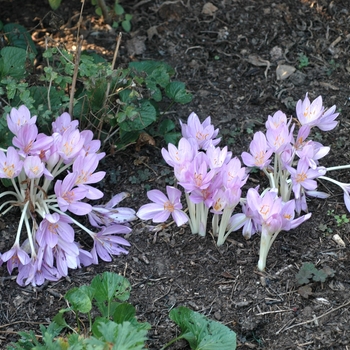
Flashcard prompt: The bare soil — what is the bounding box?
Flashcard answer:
[1,0,350,349]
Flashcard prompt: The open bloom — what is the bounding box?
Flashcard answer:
[0,146,23,179]
[180,112,220,150]
[54,172,92,215]
[137,186,188,226]
[7,105,37,136]
[296,93,339,131]
[286,159,326,199]
[241,131,273,169]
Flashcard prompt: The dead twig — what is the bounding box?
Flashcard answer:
[283,299,350,332]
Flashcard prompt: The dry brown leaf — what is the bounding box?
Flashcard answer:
[202,2,218,16]
[135,132,156,152]
[126,36,147,56]
[298,285,312,299]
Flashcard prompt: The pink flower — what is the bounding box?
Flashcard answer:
[266,123,293,154]
[0,146,23,179]
[137,186,188,226]
[73,154,105,199]
[1,243,30,274]
[57,128,84,163]
[241,131,273,169]
[161,137,196,168]
[180,112,220,150]
[36,213,74,248]
[90,225,131,263]
[286,159,326,199]
[296,93,339,131]
[52,112,79,135]
[13,124,53,157]
[265,110,288,130]
[54,172,92,215]
[7,105,37,136]
[24,155,53,179]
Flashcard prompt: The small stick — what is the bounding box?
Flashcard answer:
[283,299,350,332]
[69,35,84,117]
[256,309,293,316]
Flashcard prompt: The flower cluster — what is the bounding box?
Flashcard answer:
[137,93,341,271]
[0,106,136,286]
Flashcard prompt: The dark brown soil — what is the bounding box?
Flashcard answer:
[1,0,350,349]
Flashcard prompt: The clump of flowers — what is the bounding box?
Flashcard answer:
[0,106,136,286]
[137,93,341,272]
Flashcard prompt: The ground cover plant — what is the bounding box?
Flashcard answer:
[1,0,350,349]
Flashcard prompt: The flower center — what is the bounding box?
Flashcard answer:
[164,201,174,212]
[296,172,307,183]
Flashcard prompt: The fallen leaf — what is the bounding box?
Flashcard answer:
[202,2,218,16]
[298,285,312,299]
[135,132,156,151]
[126,36,147,56]
[276,64,296,80]
[247,54,270,78]
[147,26,159,41]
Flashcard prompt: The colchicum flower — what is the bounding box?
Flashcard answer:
[0,106,136,286]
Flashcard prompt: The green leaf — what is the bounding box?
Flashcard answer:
[65,287,92,313]
[125,14,133,21]
[52,307,71,328]
[91,272,131,303]
[164,131,181,145]
[0,47,26,78]
[48,0,62,10]
[114,3,125,15]
[112,303,136,324]
[3,23,37,55]
[165,81,193,104]
[296,262,316,285]
[96,320,148,350]
[158,119,175,134]
[122,20,131,32]
[129,60,175,76]
[119,100,157,132]
[95,6,103,16]
[169,306,237,350]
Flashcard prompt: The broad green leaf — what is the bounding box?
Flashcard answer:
[129,61,175,76]
[3,23,37,55]
[125,14,133,21]
[48,0,62,10]
[114,3,124,15]
[52,307,71,328]
[91,272,131,303]
[0,47,26,78]
[169,306,237,350]
[148,66,171,88]
[114,130,140,150]
[164,131,181,145]
[112,303,136,324]
[165,81,193,104]
[65,287,92,313]
[119,100,157,132]
[122,20,131,33]
[158,119,175,134]
[93,320,148,350]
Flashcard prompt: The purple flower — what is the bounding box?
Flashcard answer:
[7,105,37,136]
[36,213,74,248]
[73,154,105,200]
[1,244,31,274]
[57,128,84,162]
[90,225,131,263]
[296,93,339,131]
[137,186,189,226]
[54,172,92,215]
[88,192,137,227]
[0,146,23,179]
[180,112,220,150]
[17,246,60,287]
[286,159,326,199]
[13,124,53,157]
[241,131,273,169]
[52,112,79,135]
[23,155,53,179]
